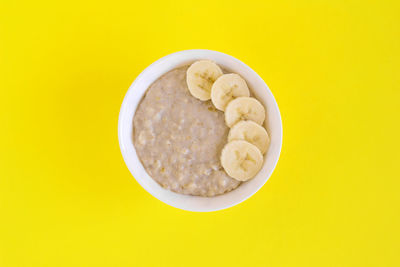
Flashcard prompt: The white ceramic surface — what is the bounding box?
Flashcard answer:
[118,49,282,212]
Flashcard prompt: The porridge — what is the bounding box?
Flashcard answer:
[133,60,269,197]
[133,66,240,196]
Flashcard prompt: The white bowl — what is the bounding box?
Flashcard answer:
[118,49,282,212]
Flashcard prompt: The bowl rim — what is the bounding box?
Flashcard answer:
[118,49,283,212]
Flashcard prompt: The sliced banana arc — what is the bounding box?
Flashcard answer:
[225,97,266,128]
[220,140,263,181]
[184,61,268,181]
[228,120,270,154]
[186,60,223,101]
[211,74,250,111]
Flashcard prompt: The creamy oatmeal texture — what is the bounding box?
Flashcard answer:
[133,66,240,197]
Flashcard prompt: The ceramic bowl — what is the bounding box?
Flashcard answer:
[118,49,282,212]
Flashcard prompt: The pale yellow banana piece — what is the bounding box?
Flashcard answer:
[225,97,265,127]
[211,73,250,111]
[186,60,223,101]
[228,120,270,154]
[220,140,263,181]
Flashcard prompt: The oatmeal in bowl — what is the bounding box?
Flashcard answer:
[119,50,282,211]
[133,66,240,197]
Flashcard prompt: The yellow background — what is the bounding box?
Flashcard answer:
[1,0,399,266]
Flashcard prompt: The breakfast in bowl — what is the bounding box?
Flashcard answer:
[133,60,270,197]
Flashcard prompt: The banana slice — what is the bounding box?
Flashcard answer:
[211,74,250,111]
[228,121,270,154]
[220,140,263,181]
[225,97,266,127]
[186,60,223,101]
